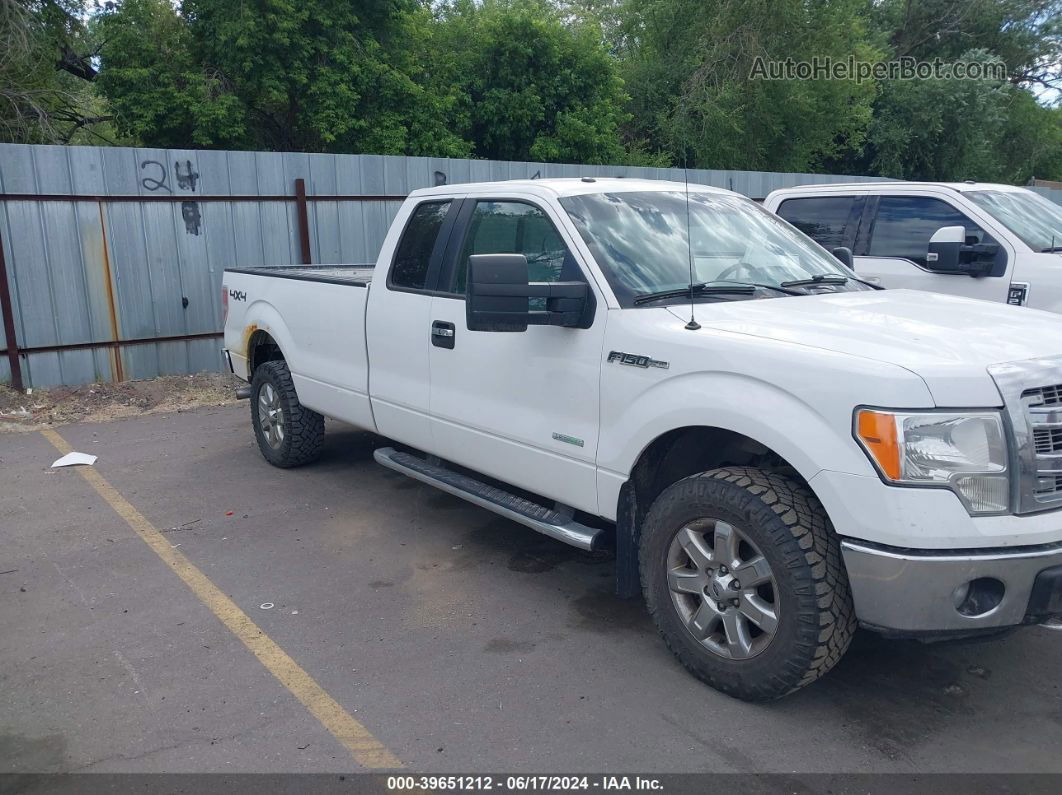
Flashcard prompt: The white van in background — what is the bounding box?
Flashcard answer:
[763,182,1062,314]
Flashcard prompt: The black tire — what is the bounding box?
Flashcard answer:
[250,360,324,468]
[640,466,856,701]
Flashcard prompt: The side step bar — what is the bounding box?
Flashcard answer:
[373,447,604,551]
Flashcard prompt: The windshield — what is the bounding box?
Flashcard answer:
[966,189,1062,253]
[560,191,861,307]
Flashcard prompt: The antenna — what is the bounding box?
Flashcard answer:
[683,163,700,331]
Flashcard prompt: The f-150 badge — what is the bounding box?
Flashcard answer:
[607,350,669,369]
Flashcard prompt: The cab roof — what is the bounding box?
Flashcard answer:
[768,180,1030,195]
[410,177,737,200]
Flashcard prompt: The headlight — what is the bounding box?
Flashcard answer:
[855,409,1010,515]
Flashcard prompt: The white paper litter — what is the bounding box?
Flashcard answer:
[51,452,97,468]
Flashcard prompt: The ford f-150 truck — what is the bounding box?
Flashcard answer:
[223,178,1062,701]
[764,181,1062,313]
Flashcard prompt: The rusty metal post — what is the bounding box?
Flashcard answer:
[294,178,312,265]
[0,226,24,392]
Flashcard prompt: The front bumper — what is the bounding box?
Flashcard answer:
[842,539,1062,635]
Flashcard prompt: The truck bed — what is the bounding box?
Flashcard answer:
[223,263,375,432]
[226,264,374,286]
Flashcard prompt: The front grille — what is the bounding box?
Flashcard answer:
[1037,474,1062,496]
[1024,384,1062,407]
[1035,427,1062,455]
[989,358,1062,514]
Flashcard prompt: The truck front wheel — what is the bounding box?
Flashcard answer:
[640,467,855,701]
[250,360,324,468]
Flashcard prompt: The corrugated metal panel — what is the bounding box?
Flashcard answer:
[1,142,1060,388]
[1030,186,1062,206]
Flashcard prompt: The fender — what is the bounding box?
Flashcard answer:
[596,367,935,521]
[237,300,300,377]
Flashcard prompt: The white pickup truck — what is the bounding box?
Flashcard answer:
[764,181,1062,313]
[223,178,1062,701]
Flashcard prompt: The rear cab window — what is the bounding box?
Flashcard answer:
[776,196,862,249]
[388,200,454,292]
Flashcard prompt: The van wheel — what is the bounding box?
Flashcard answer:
[640,466,855,701]
[250,360,324,468]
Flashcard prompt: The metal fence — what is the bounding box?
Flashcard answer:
[1,142,1060,389]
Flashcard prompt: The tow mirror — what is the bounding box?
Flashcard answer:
[831,246,854,270]
[926,226,995,276]
[927,226,964,271]
[466,253,589,332]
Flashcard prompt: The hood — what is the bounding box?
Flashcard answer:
[677,289,1062,407]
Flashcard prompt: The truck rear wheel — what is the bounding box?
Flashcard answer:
[250,360,324,468]
[640,466,855,701]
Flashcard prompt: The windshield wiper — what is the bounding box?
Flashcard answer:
[780,274,849,288]
[1041,246,1062,253]
[633,283,754,305]
[713,281,804,296]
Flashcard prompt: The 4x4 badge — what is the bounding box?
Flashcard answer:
[607,350,669,369]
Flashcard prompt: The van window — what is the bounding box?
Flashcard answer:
[868,196,989,267]
[776,196,856,249]
[389,201,452,291]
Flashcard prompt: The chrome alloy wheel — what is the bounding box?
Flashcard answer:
[666,518,779,660]
[258,382,285,449]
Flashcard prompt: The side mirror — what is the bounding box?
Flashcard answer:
[927,226,964,271]
[831,246,854,270]
[466,253,589,332]
[927,226,995,276]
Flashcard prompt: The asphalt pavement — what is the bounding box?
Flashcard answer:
[2,404,1060,773]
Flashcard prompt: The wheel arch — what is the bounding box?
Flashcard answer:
[239,300,298,379]
[627,424,822,528]
[614,424,824,599]
[247,329,285,375]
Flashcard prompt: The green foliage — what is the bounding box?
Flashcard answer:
[864,50,1012,180]
[2,0,1059,181]
[1,0,118,143]
[94,0,241,149]
[619,0,884,171]
[432,0,638,164]
[96,0,469,155]
[847,0,1062,180]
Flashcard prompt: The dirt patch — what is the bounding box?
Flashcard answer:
[0,372,241,431]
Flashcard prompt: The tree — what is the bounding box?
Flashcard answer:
[864,50,1012,180]
[618,0,883,171]
[870,0,1061,95]
[432,0,639,164]
[95,0,469,155]
[1,0,116,143]
[849,0,1062,181]
[94,0,242,149]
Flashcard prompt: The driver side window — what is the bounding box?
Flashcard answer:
[868,196,992,267]
[451,201,580,295]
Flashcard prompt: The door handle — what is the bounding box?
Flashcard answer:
[431,320,455,349]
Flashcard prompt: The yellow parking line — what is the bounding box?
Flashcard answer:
[41,427,402,769]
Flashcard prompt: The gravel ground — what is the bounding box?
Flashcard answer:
[0,373,241,431]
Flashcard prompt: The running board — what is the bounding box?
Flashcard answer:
[373,447,604,551]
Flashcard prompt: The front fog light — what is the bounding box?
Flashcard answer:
[953,474,1010,513]
[856,409,1011,515]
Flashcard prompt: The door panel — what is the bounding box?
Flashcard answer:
[427,199,605,513]
[854,257,1007,302]
[366,199,456,451]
